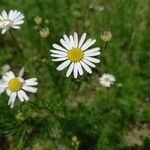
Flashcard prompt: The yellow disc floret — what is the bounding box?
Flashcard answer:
[8,78,22,92]
[67,48,84,62]
[1,19,12,26]
[104,77,110,82]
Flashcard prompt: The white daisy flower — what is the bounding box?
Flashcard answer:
[0,10,24,34]
[99,73,116,87]
[0,68,38,108]
[50,32,101,78]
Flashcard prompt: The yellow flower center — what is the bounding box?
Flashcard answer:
[104,77,110,82]
[1,19,12,26]
[8,78,22,92]
[67,48,84,62]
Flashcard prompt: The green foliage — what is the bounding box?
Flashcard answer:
[0,0,150,149]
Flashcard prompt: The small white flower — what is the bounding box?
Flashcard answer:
[0,68,38,108]
[50,32,101,78]
[0,10,24,34]
[99,73,116,87]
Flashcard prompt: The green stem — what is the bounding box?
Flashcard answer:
[9,30,22,53]
[104,42,108,49]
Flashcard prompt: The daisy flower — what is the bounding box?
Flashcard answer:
[99,73,116,87]
[0,10,24,34]
[50,32,101,78]
[0,68,38,108]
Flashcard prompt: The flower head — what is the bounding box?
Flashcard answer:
[34,16,42,25]
[39,27,49,38]
[101,31,112,42]
[0,10,24,34]
[99,73,115,87]
[0,68,38,108]
[50,32,101,78]
[1,64,11,75]
[45,19,49,24]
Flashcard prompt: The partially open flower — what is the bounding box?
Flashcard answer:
[101,31,112,42]
[34,16,42,25]
[39,28,49,38]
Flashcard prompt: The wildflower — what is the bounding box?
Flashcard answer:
[0,10,24,34]
[99,73,115,87]
[1,64,11,75]
[72,136,78,142]
[71,136,80,149]
[0,68,38,108]
[34,16,42,25]
[50,32,101,78]
[45,19,49,24]
[39,27,49,38]
[100,31,112,42]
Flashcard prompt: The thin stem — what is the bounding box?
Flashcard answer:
[104,42,108,49]
[9,30,22,53]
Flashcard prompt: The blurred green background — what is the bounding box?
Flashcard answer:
[0,0,150,149]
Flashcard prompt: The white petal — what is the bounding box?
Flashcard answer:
[52,57,68,62]
[76,62,83,76]
[2,10,8,19]
[18,90,29,101]
[53,44,68,52]
[25,81,38,86]
[63,34,72,49]
[0,87,6,94]
[13,20,24,25]
[25,78,38,86]
[6,89,11,96]
[22,85,37,93]
[11,25,21,29]
[50,50,67,55]
[66,62,74,77]
[73,63,78,78]
[84,51,100,57]
[84,47,100,54]
[74,32,78,48]
[80,39,91,50]
[60,39,70,49]
[85,57,100,63]
[1,28,7,34]
[69,35,75,48]
[81,39,96,51]
[0,84,7,88]
[51,54,67,58]
[6,71,15,78]
[78,33,87,48]
[18,91,24,102]
[80,61,92,74]
[8,10,13,19]
[56,60,71,71]
[8,92,17,108]
[25,78,37,83]
[20,90,29,101]
[82,59,96,68]
[19,67,24,77]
